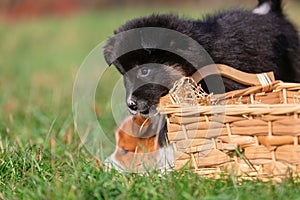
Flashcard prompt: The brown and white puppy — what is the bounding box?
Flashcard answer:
[105,114,174,173]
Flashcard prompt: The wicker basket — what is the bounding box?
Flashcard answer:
[158,64,300,181]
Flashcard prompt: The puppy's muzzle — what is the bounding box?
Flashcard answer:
[127,99,138,112]
[127,98,150,116]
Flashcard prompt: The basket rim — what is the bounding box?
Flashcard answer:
[158,104,300,116]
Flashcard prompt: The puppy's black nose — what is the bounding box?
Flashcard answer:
[127,99,138,111]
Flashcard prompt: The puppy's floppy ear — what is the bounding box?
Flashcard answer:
[104,36,127,76]
[103,37,114,66]
[104,37,122,68]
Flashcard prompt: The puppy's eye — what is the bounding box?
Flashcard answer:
[138,68,151,78]
[121,149,129,155]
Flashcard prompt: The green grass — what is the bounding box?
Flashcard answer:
[1,146,300,199]
[1,3,300,199]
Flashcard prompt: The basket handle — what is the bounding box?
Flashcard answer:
[191,64,275,87]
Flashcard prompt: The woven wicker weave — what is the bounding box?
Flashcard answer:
[158,64,300,181]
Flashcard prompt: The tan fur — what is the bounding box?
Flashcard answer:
[116,115,158,153]
[162,64,186,79]
[108,115,160,171]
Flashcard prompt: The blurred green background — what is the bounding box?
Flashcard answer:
[0,0,300,145]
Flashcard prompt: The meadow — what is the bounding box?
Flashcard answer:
[1,2,300,199]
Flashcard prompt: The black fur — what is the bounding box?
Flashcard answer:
[104,0,300,145]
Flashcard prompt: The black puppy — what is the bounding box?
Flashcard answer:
[104,0,300,143]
